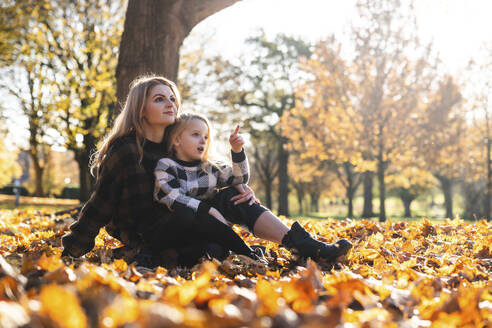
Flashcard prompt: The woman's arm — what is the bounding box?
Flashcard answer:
[232,184,260,206]
[62,142,129,257]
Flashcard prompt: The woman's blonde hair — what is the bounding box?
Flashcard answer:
[90,74,181,176]
[166,113,212,162]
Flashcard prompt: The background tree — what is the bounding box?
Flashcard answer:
[281,38,363,218]
[417,77,463,218]
[288,152,336,215]
[387,167,435,218]
[465,46,492,221]
[250,133,278,209]
[211,33,312,216]
[352,0,437,221]
[459,122,486,220]
[37,0,122,201]
[0,1,59,196]
[116,0,239,105]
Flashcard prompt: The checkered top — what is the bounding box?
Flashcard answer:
[154,149,249,215]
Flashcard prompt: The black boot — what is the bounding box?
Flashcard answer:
[248,245,268,265]
[281,222,352,262]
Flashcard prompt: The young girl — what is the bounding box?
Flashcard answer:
[154,113,353,264]
[154,113,266,262]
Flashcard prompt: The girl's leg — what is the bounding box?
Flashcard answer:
[148,207,262,262]
[252,211,289,243]
[214,187,352,262]
[197,213,255,258]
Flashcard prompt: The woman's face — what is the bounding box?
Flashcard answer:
[143,84,178,129]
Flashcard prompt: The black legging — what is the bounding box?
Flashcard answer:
[147,187,267,265]
[148,206,252,260]
[207,187,268,233]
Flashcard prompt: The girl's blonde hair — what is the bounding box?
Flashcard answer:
[166,113,212,162]
[90,74,181,176]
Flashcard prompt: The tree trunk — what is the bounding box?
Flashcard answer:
[344,162,356,218]
[485,123,491,221]
[462,181,485,220]
[399,189,414,218]
[295,187,304,214]
[116,0,239,105]
[74,134,97,202]
[75,151,91,202]
[310,192,320,213]
[346,189,354,218]
[362,171,374,218]
[436,174,453,219]
[29,153,44,197]
[264,179,273,210]
[377,150,386,222]
[277,140,289,216]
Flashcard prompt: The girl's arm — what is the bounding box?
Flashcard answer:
[154,158,211,219]
[216,149,250,187]
[217,124,249,187]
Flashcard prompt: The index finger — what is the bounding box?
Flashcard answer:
[233,125,240,135]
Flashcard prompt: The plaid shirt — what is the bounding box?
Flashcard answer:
[154,149,249,218]
[62,133,170,257]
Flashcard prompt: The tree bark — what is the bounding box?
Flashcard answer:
[399,189,414,218]
[345,164,356,218]
[436,174,453,219]
[264,180,273,210]
[462,181,485,220]
[277,140,289,216]
[310,192,320,213]
[74,133,97,202]
[29,153,44,197]
[377,149,386,222]
[295,186,304,214]
[116,0,239,105]
[485,113,491,221]
[346,188,354,218]
[75,151,90,202]
[362,171,374,218]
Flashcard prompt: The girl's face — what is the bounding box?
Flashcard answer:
[173,119,209,162]
[143,84,178,129]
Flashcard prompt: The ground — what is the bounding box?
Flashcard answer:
[0,209,490,327]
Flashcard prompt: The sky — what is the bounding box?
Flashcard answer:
[186,0,492,75]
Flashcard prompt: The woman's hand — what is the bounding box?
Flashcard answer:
[232,184,260,206]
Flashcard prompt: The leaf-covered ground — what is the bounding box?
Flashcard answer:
[0,209,490,327]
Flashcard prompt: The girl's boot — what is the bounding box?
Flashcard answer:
[281,222,352,262]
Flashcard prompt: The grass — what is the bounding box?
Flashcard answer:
[288,192,465,222]
[0,194,79,211]
[0,192,463,223]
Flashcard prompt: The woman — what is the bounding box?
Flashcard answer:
[62,75,351,267]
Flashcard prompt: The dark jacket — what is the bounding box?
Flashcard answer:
[62,133,171,257]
